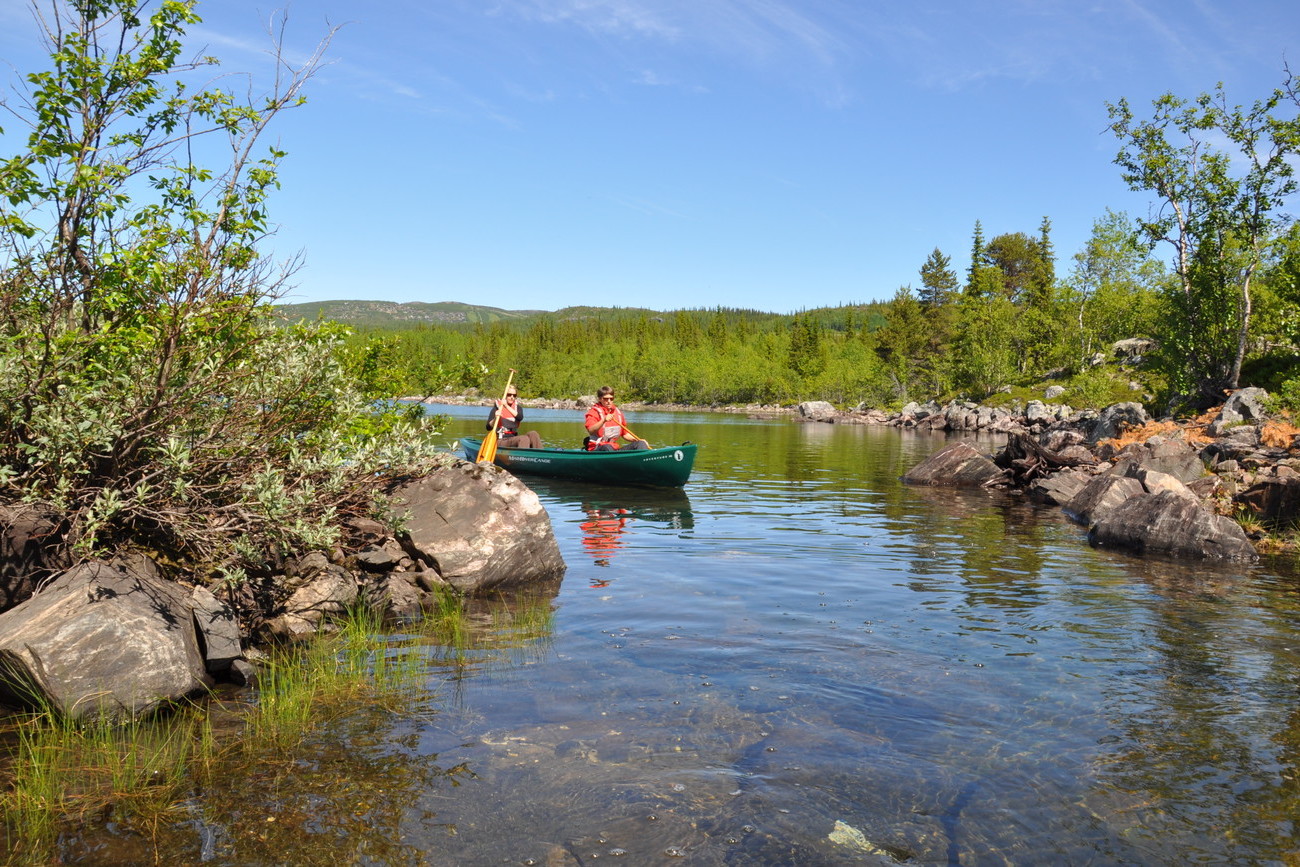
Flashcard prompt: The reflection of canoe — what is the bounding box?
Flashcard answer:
[460,437,697,488]
[530,478,695,531]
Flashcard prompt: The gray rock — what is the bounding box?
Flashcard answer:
[1028,470,1090,506]
[0,561,213,721]
[392,460,566,595]
[1045,385,1066,400]
[367,573,425,620]
[189,585,242,673]
[901,442,1008,488]
[1089,402,1149,444]
[797,401,837,421]
[1112,338,1157,359]
[1088,491,1257,562]
[1112,439,1206,484]
[1025,400,1053,424]
[1063,474,1144,526]
[264,564,358,641]
[356,544,400,573]
[1209,388,1270,436]
[1133,468,1197,499]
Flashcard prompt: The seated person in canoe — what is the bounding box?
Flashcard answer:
[487,386,542,449]
[584,386,649,451]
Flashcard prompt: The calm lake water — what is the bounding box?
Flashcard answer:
[347,404,1300,866]
[84,406,1300,865]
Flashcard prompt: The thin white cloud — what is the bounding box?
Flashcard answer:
[494,0,852,103]
[508,0,683,41]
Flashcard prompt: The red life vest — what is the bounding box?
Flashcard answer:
[494,400,520,434]
[585,406,626,449]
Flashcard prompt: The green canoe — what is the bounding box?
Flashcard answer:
[460,437,697,488]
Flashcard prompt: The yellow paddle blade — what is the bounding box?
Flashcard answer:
[476,430,499,463]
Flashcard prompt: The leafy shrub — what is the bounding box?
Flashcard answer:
[0,2,444,574]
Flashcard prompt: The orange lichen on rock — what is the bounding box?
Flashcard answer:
[1101,418,1214,450]
[1260,420,1300,449]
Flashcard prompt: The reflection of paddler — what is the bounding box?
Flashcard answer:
[580,506,632,567]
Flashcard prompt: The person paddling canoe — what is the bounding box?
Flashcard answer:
[487,385,542,449]
[584,386,648,451]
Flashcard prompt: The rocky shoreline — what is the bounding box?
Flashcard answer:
[828,389,1299,564]
[0,454,566,722]
[422,388,1300,563]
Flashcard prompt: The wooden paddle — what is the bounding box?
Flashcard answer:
[475,368,516,463]
[618,422,650,449]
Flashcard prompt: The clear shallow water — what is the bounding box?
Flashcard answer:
[128,406,1300,865]
[376,406,1300,865]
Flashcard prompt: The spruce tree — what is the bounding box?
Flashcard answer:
[919,248,958,308]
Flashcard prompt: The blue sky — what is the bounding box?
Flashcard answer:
[1,1,1296,314]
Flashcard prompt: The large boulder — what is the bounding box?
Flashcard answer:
[901,442,1008,488]
[1088,491,1258,562]
[1112,338,1157,360]
[391,460,566,595]
[0,561,214,721]
[796,401,838,422]
[1209,387,1270,436]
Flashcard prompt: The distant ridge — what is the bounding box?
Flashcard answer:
[274,299,547,327]
[273,299,854,329]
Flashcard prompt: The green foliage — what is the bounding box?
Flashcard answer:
[1107,78,1300,408]
[1061,366,1152,408]
[786,313,824,378]
[950,295,1020,397]
[0,1,446,571]
[1062,209,1164,364]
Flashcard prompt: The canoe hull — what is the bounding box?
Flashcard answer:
[460,438,696,488]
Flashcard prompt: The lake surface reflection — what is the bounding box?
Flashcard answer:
[253,407,1300,862]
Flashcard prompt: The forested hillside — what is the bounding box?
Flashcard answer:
[306,205,1300,413]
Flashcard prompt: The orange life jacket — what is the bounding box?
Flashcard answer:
[586,406,626,449]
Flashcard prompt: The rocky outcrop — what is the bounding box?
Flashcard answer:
[262,557,360,642]
[0,453,569,720]
[897,389,1294,564]
[1089,402,1150,444]
[1209,387,1269,436]
[795,400,838,422]
[0,561,214,721]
